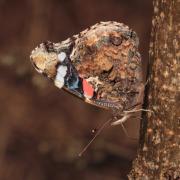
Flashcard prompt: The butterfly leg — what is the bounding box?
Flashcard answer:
[111,113,131,126]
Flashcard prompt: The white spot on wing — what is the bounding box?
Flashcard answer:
[54,74,64,89]
[58,52,66,62]
[54,65,68,89]
[57,65,67,77]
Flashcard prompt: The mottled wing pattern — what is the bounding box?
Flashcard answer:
[30,21,144,116]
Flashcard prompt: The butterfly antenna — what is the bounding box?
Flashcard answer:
[78,118,112,157]
[111,113,139,140]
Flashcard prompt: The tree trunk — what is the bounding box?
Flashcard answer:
[128,0,180,179]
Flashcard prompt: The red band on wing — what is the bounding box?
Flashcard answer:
[82,79,94,98]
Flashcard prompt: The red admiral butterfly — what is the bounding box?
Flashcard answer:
[30,21,145,128]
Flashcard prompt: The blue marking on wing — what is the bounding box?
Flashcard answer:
[67,77,79,90]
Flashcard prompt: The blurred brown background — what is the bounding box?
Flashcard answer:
[0,0,152,180]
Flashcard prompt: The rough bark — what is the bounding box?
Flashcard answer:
[128,0,180,179]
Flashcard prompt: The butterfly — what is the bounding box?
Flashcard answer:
[30,21,145,128]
